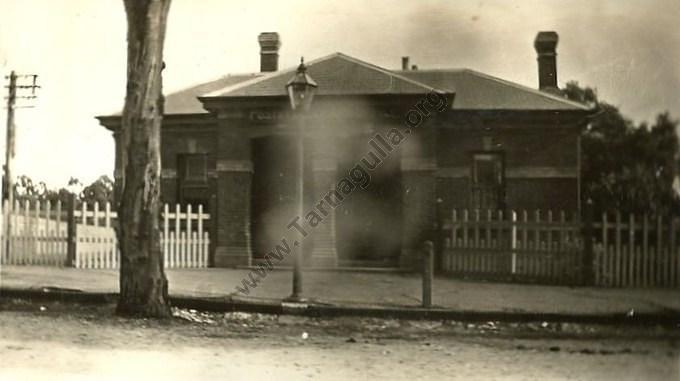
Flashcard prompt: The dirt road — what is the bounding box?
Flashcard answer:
[0,300,678,380]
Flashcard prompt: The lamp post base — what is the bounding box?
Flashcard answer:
[283,294,307,303]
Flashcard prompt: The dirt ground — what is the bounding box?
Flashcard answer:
[0,299,679,381]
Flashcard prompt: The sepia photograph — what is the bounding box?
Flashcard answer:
[0,0,679,379]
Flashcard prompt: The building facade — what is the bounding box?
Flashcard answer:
[98,31,591,269]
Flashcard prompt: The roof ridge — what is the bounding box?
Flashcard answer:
[459,68,590,110]
[333,53,447,93]
[393,68,468,73]
[204,52,450,97]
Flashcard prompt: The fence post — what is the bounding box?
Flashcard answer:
[581,198,595,286]
[2,199,9,262]
[422,240,434,308]
[65,193,77,267]
[209,195,217,267]
[511,210,517,274]
[434,197,444,273]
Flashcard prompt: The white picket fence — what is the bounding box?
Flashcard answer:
[0,200,210,269]
[0,200,68,266]
[161,204,210,269]
[74,201,117,269]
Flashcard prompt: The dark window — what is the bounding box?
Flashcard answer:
[471,153,504,210]
[180,154,208,184]
[178,153,209,208]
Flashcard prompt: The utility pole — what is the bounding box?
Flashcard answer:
[4,71,17,208]
[4,71,39,257]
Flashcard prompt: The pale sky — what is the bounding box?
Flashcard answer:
[1,0,679,187]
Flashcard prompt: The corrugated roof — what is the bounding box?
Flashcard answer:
[205,53,444,98]
[397,69,588,111]
[163,73,261,114]
[144,53,588,116]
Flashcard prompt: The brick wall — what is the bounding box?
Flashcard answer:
[506,178,578,211]
[214,171,252,267]
[153,120,254,268]
[437,127,577,168]
[213,127,253,267]
[400,171,437,268]
[435,123,580,212]
[399,127,437,269]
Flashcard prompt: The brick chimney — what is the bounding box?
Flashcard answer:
[258,32,280,72]
[401,56,410,70]
[534,31,559,93]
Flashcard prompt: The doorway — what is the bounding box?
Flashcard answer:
[251,135,312,264]
[335,135,402,267]
[470,152,505,211]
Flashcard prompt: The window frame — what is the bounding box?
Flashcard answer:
[469,150,506,211]
[179,153,208,185]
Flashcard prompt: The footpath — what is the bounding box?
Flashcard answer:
[2,266,679,323]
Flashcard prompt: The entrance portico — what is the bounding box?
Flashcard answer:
[203,93,437,269]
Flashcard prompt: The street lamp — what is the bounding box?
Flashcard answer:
[285,57,317,302]
[286,57,318,111]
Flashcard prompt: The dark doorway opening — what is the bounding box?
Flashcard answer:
[251,136,308,264]
[335,135,402,267]
[470,152,505,211]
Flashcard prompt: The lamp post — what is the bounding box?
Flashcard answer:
[285,57,317,302]
[65,181,82,267]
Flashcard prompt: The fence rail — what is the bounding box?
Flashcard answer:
[1,199,210,269]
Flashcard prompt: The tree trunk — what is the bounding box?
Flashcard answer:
[116,0,172,317]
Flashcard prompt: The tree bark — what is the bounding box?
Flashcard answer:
[116,0,172,317]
